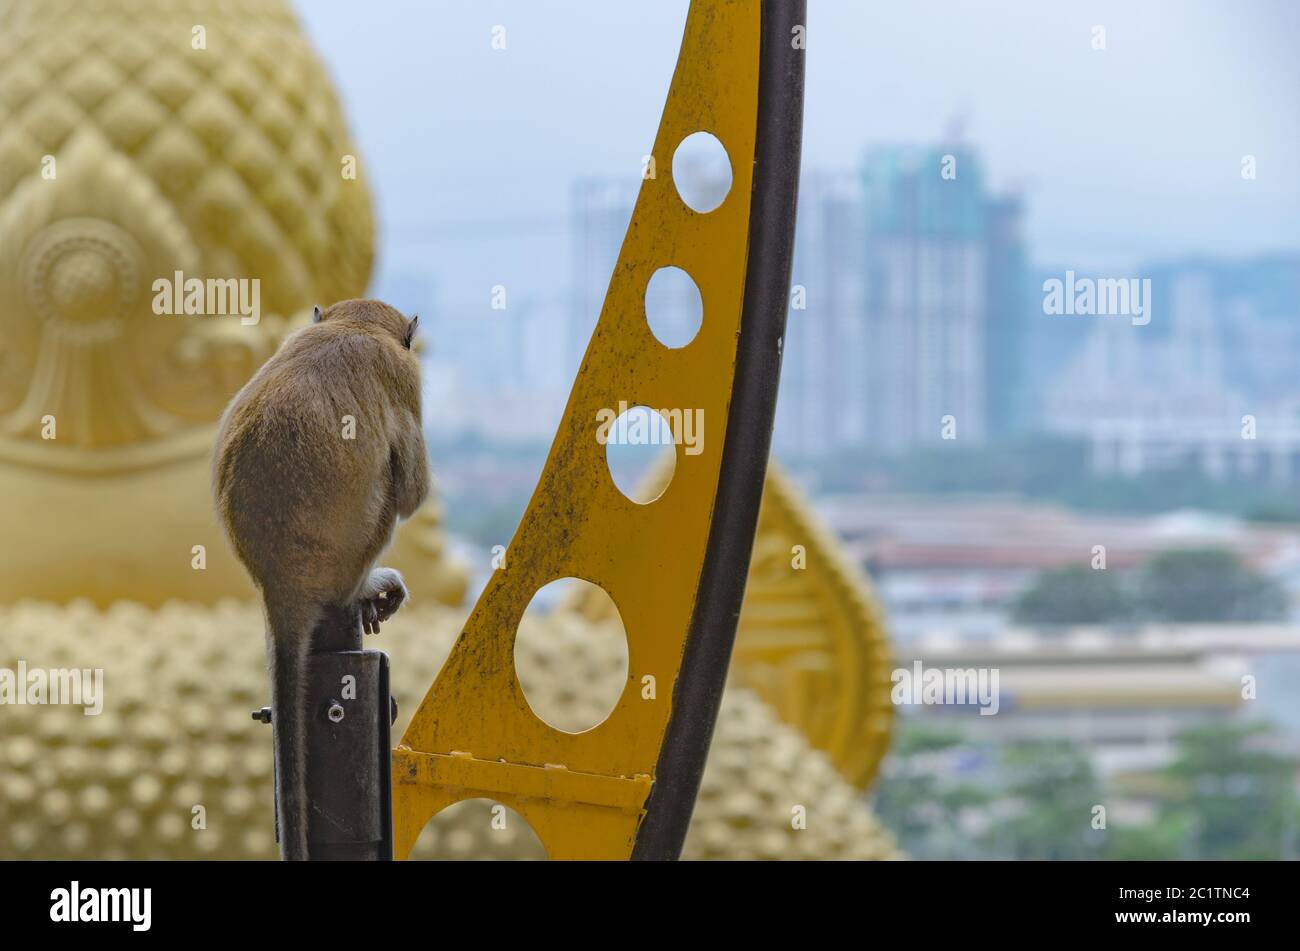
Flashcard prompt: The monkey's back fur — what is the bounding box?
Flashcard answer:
[216,306,420,601]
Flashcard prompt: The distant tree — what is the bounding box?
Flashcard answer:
[986,739,1106,859]
[1011,565,1133,625]
[1135,548,1287,622]
[1160,723,1299,859]
[1243,500,1300,523]
[808,435,1300,521]
[446,499,525,550]
[1103,813,1197,861]
[870,722,992,860]
[876,722,1300,861]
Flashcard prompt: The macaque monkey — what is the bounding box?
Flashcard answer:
[213,299,430,860]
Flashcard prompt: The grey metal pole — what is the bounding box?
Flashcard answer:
[256,603,394,860]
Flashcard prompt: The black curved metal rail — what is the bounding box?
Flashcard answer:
[632,0,807,861]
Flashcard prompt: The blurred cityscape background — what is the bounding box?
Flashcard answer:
[297,0,1300,858]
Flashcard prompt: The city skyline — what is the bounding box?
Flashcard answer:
[394,137,1300,474]
[295,0,1300,317]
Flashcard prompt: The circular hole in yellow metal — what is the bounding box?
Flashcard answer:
[645,265,703,349]
[672,131,732,213]
[514,578,629,733]
[601,404,679,504]
[408,798,547,860]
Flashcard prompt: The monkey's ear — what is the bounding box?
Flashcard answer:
[312,305,323,324]
[404,314,419,350]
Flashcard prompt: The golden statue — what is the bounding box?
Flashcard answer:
[0,0,899,860]
[0,0,464,607]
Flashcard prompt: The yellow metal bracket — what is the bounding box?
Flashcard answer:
[394,0,805,860]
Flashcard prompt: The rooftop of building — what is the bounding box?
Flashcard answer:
[813,492,1300,573]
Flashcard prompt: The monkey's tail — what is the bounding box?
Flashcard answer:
[266,602,316,861]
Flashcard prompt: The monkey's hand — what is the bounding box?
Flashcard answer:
[357,567,409,635]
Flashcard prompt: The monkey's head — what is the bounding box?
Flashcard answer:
[313,299,419,351]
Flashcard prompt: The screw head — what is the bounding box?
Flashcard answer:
[327,701,345,723]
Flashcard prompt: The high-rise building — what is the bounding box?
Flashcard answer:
[570,162,729,376]
[1191,256,1300,405]
[576,145,1032,459]
[1041,255,1300,481]
[984,193,1032,436]
[860,145,1026,451]
[570,178,636,380]
[777,170,868,457]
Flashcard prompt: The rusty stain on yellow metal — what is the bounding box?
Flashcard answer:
[392,0,763,860]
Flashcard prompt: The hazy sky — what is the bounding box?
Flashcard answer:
[294,0,1299,314]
